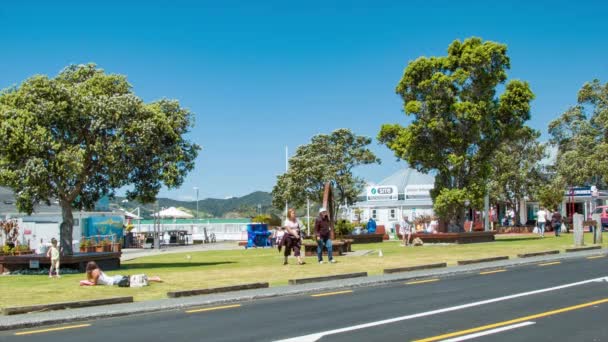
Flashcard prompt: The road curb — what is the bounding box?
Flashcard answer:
[1,297,133,316]
[383,263,447,274]
[565,246,602,253]
[517,250,560,258]
[457,256,509,265]
[167,283,269,298]
[288,272,368,285]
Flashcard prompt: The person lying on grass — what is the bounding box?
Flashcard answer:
[81,261,162,286]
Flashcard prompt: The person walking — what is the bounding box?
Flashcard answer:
[315,207,335,264]
[551,208,563,237]
[536,207,547,238]
[47,238,61,278]
[282,208,305,265]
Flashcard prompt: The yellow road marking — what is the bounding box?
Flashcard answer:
[414,297,608,342]
[405,278,440,285]
[311,290,353,297]
[480,269,507,275]
[14,324,91,336]
[587,255,605,260]
[186,304,241,314]
[538,261,561,267]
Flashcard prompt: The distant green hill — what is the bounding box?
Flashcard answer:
[111,191,273,219]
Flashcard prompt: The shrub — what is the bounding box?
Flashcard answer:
[335,220,355,237]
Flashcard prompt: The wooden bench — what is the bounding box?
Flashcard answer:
[302,240,348,257]
[343,233,384,244]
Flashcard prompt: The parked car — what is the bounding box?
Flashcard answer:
[592,206,608,230]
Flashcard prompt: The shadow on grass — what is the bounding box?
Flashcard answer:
[496,236,544,242]
[121,261,236,270]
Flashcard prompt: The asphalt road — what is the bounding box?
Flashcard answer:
[3,255,608,342]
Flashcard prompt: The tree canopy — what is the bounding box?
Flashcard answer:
[378,37,534,229]
[489,126,546,224]
[549,79,608,188]
[271,128,380,219]
[0,64,200,254]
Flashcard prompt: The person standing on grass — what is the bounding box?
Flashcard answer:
[551,208,563,237]
[399,215,412,246]
[536,207,547,238]
[315,207,335,264]
[282,208,305,265]
[47,238,61,278]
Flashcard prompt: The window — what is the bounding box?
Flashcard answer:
[389,209,396,220]
[372,209,377,220]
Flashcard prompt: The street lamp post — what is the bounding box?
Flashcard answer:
[194,187,199,221]
[464,199,471,232]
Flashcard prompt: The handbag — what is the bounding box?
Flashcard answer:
[117,275,130,287]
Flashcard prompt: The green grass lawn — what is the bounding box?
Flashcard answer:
[1,233,607,308]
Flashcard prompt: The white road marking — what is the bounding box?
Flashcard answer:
[274,276,607,342]
[438,321,535,341]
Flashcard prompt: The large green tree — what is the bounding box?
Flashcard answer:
[489,126,546,225]
[0,64,200,254]
[378,37,534,229]
[549,79,608,188]
[271,128,380,221]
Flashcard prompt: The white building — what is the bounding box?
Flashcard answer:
[350,167,436,229]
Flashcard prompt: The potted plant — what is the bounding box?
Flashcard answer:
[15,244,32,255]
[94,239,105,253]
[2,244,12,256]
[113,238,122,252]
[102,238,112,252]
[79,239,90,253]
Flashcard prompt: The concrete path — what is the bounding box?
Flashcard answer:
[120,241,244,261]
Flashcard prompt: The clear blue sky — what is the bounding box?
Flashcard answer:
[1,1,607,201]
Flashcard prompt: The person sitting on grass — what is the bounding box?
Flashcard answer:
[84,261,162,286]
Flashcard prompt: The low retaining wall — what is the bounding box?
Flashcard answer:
[517,250,560,258]
[457,256,509,265]
[383,262,447,274]
[2,297,133,315]
[167,283,269,298]
[288,272,367,285]
[0,252,121,273]
[398,231,496,244]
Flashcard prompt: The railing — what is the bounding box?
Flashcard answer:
[135,223,247,241]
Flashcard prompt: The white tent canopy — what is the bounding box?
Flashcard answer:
[152,207,193,219]
[122,210,142,220]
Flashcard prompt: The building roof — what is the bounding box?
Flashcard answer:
[0,186,63,216]
[377,167,435,190]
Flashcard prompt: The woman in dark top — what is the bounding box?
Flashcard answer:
[551,209,562,237]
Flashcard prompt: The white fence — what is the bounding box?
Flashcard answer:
[135,223,248,241]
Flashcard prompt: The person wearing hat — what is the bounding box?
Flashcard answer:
[314,207,335,264]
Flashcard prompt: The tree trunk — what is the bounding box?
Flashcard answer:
[60,201,74,255]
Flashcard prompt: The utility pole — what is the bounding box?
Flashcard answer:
[194,187,199,220]
[484,191,490,232]
[285,146,288,220]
